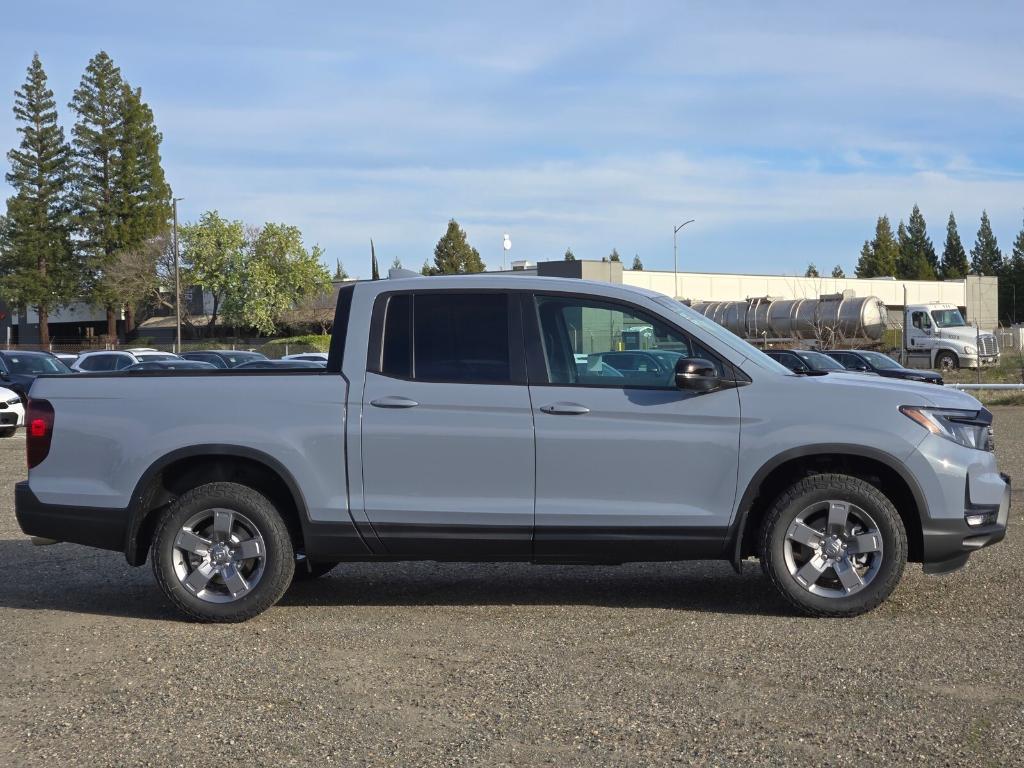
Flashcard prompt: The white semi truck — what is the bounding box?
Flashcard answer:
[690,294,999,371]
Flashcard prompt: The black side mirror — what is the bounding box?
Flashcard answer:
[675,357,720,392]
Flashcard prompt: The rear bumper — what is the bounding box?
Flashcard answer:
[921,472,1010,574]
[14,481,126,552]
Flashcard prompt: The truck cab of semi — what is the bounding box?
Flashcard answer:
[903,303,999,371]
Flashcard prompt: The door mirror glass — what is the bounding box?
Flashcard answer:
[674,357,720,392]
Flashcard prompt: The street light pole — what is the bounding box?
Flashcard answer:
[673,219,695,299]
[172,197,184,353]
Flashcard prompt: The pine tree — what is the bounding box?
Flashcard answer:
[1,54,77,347]
[805,263,820,277]
[940,212,969,279]
[390,257,402,270]
[855,216,899,277]
[564,248,576,261]
[370,239,379,280]
[1007,218,1024,324]
[970,211,1003,276]
[608,249,621,262]
[332,259,349,280]
[69,51,125,336]
[428,219,485,274]
[896,206,937,280]
[631,254,643,271]
[831,265,845,278]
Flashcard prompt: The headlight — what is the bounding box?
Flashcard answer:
[963,345,976,355]
[900,406,994,451]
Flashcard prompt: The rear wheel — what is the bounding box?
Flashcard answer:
[151,481,294,622]
[935,350,959,372]
[759,474,907,617]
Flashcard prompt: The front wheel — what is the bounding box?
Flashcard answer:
[759,474,907,617]
[151,482,295,622]
[934,350,959,372]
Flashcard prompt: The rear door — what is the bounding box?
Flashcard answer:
[524,292,741,561]
[359,290,535,557]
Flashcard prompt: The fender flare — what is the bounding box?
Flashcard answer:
[122,444,313,566]
[728,443,929,569]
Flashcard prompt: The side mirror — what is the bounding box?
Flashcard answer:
[675,357,720,392]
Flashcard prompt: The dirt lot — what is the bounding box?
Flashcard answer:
[0,411,1022,767]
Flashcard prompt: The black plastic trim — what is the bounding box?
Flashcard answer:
[534,525,729,562]
[729,443,931,569]
[15,481,126,552]
[326,283,354,373]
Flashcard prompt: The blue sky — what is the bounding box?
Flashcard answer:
[2,1,1024,277]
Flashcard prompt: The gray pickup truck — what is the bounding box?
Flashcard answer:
[15,274,1011,622]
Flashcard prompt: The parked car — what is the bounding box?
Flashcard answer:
[580,350,685,386]
[126,360,220,372]
[281,352,329,362]
[72,350,180,372]
[824,350,944,385]
[234,359,326,370]
[0,385,25,437]
[15,276,1009,622]
[0,350,75,404]
[764,348,870,376]
[180,350,269,369]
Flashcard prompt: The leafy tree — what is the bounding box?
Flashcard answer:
[391,257,402,270]
[333,259,349,280]
[855,216,899,277]
[804,263,819,277]
[179,211,245,335]
[896,206,937,280]
[370,239,380,280]
[564,248,576,261]
[426,219,485,274]
[1,54,77,347]
[831,265,845,278]
[220,223,331,335]
[421,259,432,276]
[940,212,969,280]
[608,249,621,262]
[631,254,643,271]
[970,211,1002,276]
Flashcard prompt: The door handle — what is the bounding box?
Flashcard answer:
[370,396,419,409]
[540,402,590,415]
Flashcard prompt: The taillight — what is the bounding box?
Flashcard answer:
[26,398,54,469]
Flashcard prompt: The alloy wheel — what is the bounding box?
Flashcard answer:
[171,508,266,603]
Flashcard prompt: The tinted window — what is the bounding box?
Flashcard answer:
[414,293,510,383]
[2,354,69,374]
[80,355,115,371]
[381,294,411,378]
[535,295,712,388]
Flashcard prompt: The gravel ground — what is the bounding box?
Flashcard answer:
[0,411,1022,767]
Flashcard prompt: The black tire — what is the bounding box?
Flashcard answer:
[759,473,907,618]
[151,481,295,622]
[293,558,339,581]
[935,350,959,372]
[0,427,15,438]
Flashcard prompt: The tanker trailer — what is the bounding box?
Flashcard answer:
[689,292,888,344]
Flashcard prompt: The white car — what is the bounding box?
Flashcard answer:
[72,350,181,372]
[281,352,329,362]
[0,385,25,437]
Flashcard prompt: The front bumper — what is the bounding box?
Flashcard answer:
[921,472,1010,574]
[15,481,127,552]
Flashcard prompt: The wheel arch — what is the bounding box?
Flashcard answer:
[124,445,312,566]
[730,444,927,569]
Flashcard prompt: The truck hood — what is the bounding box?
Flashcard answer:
[798,369,982,410]
[935,327,983,344]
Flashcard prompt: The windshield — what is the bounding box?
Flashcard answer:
[794,350,846,371]
[931,309,966,328]
[2,353,71,374]
[652,296,793,374]
[858,351,902,370]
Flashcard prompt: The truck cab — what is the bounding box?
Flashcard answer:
[903,303,999,371]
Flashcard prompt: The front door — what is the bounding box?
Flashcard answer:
[360,291,535,558]
[525,293,741,561]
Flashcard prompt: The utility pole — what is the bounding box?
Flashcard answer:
[673,219,695,299]
[172,197,184,353]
